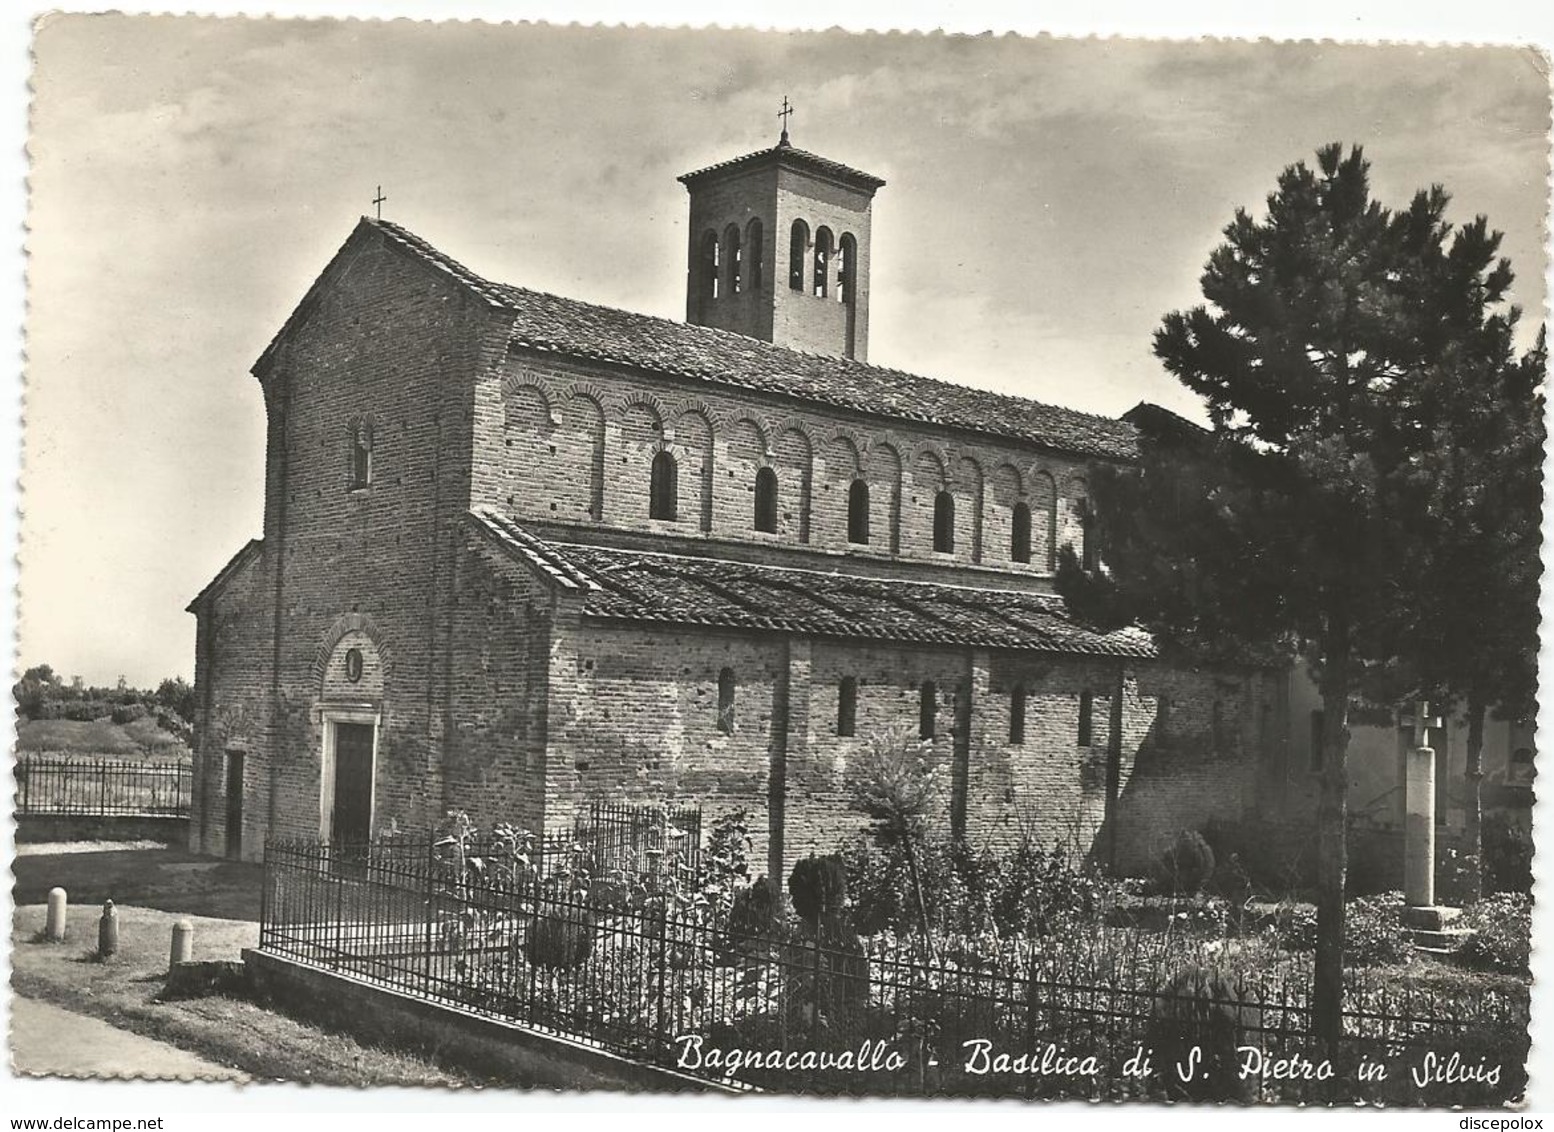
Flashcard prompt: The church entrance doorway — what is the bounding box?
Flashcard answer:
[331,722,374,843]
[223,751,244,860]
[321,713,378,876]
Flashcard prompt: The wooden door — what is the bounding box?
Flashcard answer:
[331,723,375,845]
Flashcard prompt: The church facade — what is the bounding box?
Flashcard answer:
[187,134,1302,880]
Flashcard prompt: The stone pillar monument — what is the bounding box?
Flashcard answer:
[1400,701,1463,949]
[1403,700,1441,908]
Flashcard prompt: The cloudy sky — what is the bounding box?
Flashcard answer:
[18,12,1551,687]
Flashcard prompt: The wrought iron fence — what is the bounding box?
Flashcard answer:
[13,754,191,817]
[258,838,1529,1103]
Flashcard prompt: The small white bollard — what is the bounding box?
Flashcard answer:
[44,887,67,942]
[169,919,194,967]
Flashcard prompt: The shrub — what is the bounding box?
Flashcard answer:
[841,839,910,936]
[1148,962,1261,1102]
[1482,812,1533,895]
[727,875,777,941]
[522,902,595,970]
[789,854,849,928]
[987,837,1104,937]
[1272,892,1408,967]
[1154,829,1216,896]
[109,703,150,725]
[1456,893,1531,976]
[1343,891,1409,967]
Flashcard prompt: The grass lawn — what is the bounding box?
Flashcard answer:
[11,904,501,1088]
[16,717,191,758]
[14,845,266,921]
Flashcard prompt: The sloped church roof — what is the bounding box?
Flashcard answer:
[328,218,1140,462]
[470,508,1156,658]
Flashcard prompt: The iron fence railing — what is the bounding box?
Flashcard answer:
[13,754,191,818]
[258,837,1529,1103]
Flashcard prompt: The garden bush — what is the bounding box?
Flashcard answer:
[1343,892,1409,967]
[1456,893,1532,976]
[1482,812,1533,894]
[842,832,1115,943]
[109,702,150,724]
[789,854,849,929]
[1153,829,1216,896]
[1272,891,1408,967]
[522,902,596,970]
[725,874,778,950]
[1148,962,1261,1102]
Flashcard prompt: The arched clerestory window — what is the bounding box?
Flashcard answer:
[838,234,857,305]
[1011,501,1032,563]
[723,223,742,295]
[847,479,870,545]
[813,227,833,298]
[919,681,937,740]
[753,466,778,533]
[650,449,678,521]
[933,491,955,553]
[837,676,857,737]
[1078,495,1098,569]
[699,230,720,301]
[746,218,764,292]
[789,220,809,292]
[1010,684,1026,745]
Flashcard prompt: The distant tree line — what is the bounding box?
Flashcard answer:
[12,663,196,738]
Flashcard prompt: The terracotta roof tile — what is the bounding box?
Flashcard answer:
[371,219,1138,461]
[469,512,1156,658]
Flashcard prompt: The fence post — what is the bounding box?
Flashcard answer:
[424,836,436,996]
[259,840,271,947]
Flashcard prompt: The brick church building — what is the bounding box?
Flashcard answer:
[187,129,1300,880]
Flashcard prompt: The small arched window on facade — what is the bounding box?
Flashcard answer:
[754,466,779,533]
[813,227,833,298]
[723,224,742,295]
[717,667,736,734]
[838,234,857,305]
[789,220,809,292]
[746,218,764,292]
[933,491,955,553]
[1009,684,1026,745]
[848,479,871,545]
[920,681,937,740]
[350,419,373,490]
[1011,501,1032,563]
[1078,690,1094,747]
[650,449,678,521]
[837,676,858,737]
[699,230,720,301]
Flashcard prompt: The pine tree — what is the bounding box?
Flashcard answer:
[1059,144,1530,1051]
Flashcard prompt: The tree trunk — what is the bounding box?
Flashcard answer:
[901,835,938,965]
[1313,635,1352,1058]
[1464,694,1486,903]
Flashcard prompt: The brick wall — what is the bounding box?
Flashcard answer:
[476,356,1096,581]
[194,223,511,857]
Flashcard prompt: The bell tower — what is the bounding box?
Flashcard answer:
[679,117,885,362]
